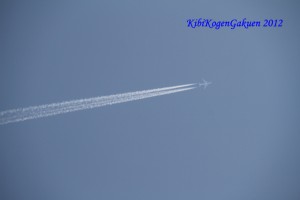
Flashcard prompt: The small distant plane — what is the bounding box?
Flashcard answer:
[199,79,212,89]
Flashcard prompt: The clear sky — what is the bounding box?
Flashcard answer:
[0,1,300,199]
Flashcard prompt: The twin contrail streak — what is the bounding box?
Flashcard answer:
[0,83,197,125]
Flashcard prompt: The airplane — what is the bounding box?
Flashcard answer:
[199,79,212,89]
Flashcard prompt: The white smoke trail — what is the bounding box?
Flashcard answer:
[0,84,196,125]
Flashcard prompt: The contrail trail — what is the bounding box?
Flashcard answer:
[0,83,197,125]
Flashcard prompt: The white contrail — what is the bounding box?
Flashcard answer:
[0,83,196,125]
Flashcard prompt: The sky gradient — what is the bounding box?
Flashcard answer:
[1,1,300,199]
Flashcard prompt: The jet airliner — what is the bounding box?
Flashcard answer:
[199,79,212,89]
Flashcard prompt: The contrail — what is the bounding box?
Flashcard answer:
[0,83,197,125]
